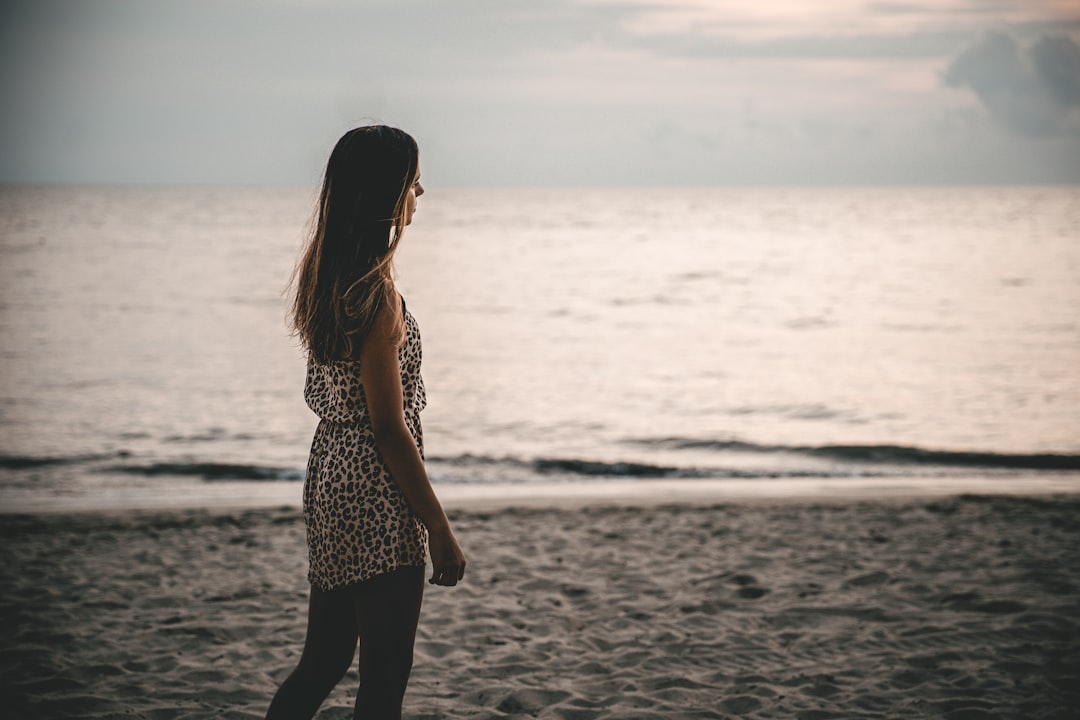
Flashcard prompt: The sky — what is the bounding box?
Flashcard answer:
[1,0,1078,186]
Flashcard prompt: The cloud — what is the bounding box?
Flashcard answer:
[610,1,1080,61]
[942,31,1080,136]
[627,29,966,60]
[1029,34,1080,109]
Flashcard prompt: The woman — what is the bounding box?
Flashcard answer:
[266,125,467,720]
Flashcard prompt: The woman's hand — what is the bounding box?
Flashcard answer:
[428,526,466,586]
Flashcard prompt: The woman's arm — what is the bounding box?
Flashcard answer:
[359,295,466,586]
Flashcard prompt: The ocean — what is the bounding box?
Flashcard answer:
[1,185,1078,510]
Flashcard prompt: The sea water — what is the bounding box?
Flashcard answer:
[1,186,1078,509]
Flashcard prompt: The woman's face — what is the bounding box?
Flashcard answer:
[403,169,424,225]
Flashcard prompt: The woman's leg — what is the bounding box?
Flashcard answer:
[352,565,426,720]
[265,584,359,720]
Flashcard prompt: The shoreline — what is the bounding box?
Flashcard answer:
[1,472,1078,515]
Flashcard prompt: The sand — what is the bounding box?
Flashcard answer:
[2,494,1079,719]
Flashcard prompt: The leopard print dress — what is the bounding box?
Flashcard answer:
[302,306,428,591]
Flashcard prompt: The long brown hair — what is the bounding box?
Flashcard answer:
[290,126,419,363]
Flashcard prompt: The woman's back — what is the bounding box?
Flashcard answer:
[304,307,427,427]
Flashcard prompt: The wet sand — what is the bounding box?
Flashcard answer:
[2,494,1079,719]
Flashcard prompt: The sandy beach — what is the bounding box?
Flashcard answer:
[2,494,1079,719]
